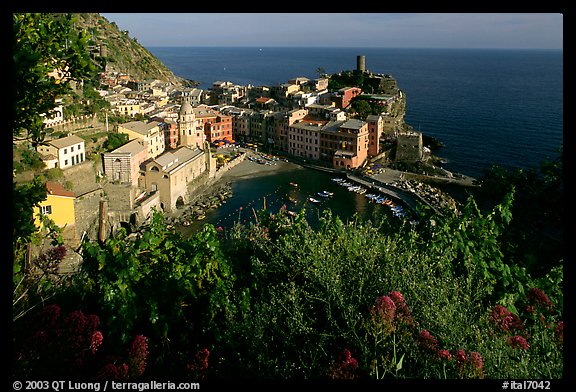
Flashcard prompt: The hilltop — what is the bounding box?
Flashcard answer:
[73,13,187,86]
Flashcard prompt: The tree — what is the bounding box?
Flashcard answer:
[13,13,96,147]
[13,13,96,320]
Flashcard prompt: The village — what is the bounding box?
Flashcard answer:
[16,55,476,272]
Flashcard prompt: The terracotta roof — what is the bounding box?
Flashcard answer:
[45,181,75,198]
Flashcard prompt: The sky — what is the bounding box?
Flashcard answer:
[100,13,563,50]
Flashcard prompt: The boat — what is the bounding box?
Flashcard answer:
[308,197,321,204]
[317,190,333,197]
[289,182,298,187]
[287,196,298,204]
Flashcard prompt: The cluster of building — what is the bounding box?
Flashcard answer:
[33,55,425,239]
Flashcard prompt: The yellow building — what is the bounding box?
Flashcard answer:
[33,181,76,229]
[118,120,166,159]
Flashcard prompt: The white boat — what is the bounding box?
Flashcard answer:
[308,197,321,204]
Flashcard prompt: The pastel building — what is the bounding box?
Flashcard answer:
[139,144,215,213]
[34,181,75,229]
[36,134,85,170]
[117,120,165,159]
[102,139,148,186]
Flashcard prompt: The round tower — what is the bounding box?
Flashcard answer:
[357,55,366,72]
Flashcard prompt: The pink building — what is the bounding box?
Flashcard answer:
[103,139,148,186]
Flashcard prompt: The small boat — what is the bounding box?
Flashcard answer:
[308,197,321,204]
[289,182,298,187]
[196,214,206,220]
[317,190,333,198]
[287,196,298,204]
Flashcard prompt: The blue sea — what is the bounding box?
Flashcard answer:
[148,47,563,179]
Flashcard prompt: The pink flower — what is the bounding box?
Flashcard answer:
[469,351,484,371]
[418,329,439,353]
[526,288,554,313]
[554,321,563,344]
[327,349,359,379]
[455,349,468,366]
[388,291,412,324]
[187,348,210,380]
[371,295,396,331]
[437,349,452,361]
[489,305,523,332]
[508,335,530,350]
[91,331,104,354]
[128,335,148,378]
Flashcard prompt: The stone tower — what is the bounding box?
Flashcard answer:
[357,55,366,73]
[178,95,201,148]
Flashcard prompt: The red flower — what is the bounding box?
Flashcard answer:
[388,291,412,325]
[437,349,452,361]
[526,288,554,314]
[187,348,210,380]
[489,305,523,333]
[554,321,563,344]
[128,335,148,378]
[327,349,359,379]
[508,335,530,350]
[91,331,103,354]
[371,295,396,332]
[418,329,439,353]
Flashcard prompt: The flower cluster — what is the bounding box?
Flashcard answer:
[16,305,104,376]
[508,335,530,350]
[455,349,484,379]
[370,291,413,334]
[417,329,439,354]
[371,295,396,333]
[187,348,210,380]
[388,291,413,325]
[327,348,359,379]
[437,349,452,362]
[554,321,563,344]
[128,335,149,378]
[525,288,554,314]
[489,305,524,333]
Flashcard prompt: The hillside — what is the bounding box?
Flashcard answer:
[72,13,187,86]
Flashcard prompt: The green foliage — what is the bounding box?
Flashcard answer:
[13,13,96,146]
[79,210,235,375]
[103,132,129,151]
[12,153,562,380]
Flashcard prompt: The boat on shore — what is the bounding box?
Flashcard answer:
[308,197,321,204]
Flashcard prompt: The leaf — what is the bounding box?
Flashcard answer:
[396,353,405,371]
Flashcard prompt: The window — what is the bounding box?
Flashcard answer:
[71,146,74,152]
[63,148,67,154]
[41,205,52,215]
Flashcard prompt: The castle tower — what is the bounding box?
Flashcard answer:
[357,55,366,73]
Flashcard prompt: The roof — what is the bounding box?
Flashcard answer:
[48,135,84,149]
[119,121,161,135]
[111,139,147,155]
[340,119,366,130]
[153,146,204,174]
[45,181,75,198]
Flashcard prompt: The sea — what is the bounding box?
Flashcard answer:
[146,47,563,231]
